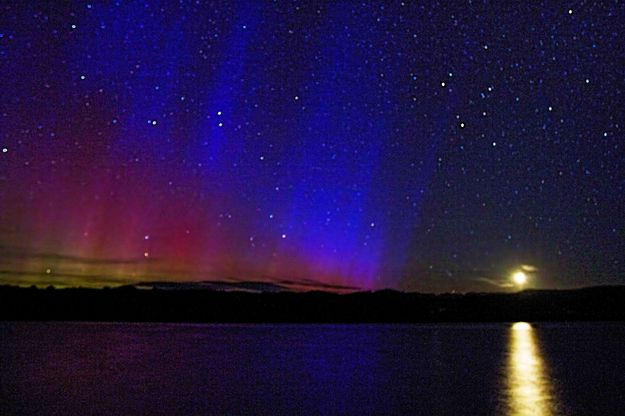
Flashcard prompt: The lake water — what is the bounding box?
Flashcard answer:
[1,322,624,415]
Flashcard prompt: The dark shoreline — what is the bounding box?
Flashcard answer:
[2,285,625,323]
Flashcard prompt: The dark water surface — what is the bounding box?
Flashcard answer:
[1,322,624,415]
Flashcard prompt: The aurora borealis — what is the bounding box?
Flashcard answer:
[0,1,623,292]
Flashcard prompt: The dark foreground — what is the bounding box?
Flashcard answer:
[2,285,625,322]
[2,322,625,415]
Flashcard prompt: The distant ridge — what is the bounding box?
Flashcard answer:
[131,279,361,293]
[2,284,625,323]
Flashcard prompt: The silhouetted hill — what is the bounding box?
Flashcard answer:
[1,284,625,323]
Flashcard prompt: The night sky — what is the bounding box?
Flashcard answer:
[1,1,623,292]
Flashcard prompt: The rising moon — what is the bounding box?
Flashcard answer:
[512,271,528,286]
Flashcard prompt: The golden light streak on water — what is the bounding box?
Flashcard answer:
[506,322,560,416]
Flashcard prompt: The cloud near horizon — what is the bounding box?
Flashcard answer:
[0,245,362,292]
